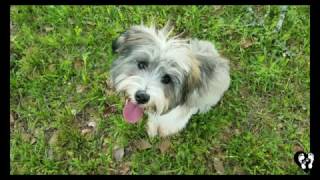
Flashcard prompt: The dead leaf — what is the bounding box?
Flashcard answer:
[87,121,96,128]
[21,133,32,142]
[10,113,15,126]
[10,21,13,31]
[44,26,54,32]
[85,107,97,115]
[106,78,115,88]
[135,139,152,150]
[292,143,304,153]
[73,59,83,70]
[66,150,74,157]
[48,64,56,72]
[240,39,254,49]
[31,137,37,145]
[102,137,111,151]
[48,148,54,159]
[119,162,131,175]
[34,128,42,137]
[113,146,124,162]
[68,18,75,25]
[81,128,92,135]
[104,78,117,97]
[105,88,116,97]
[213,157,225,174]
[104,103,117,117]
[234,128,241,136]
[76,85,86,93]
[159,139,171,153]
[49,131,59,146]
[85,21,96,26]
[213,5,223,11]
[233,166,245,175]
[277,123,284,129]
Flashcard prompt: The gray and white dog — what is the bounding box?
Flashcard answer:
[111,22,230,137]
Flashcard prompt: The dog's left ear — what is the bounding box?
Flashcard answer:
[111,30,127,54]
[112,38,118,53]
[181,59,201,104]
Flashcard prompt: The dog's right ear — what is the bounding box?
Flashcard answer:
[111,28,128,54]
[112,26,154,54]
[112,38,119,54]
[111,30,129,54]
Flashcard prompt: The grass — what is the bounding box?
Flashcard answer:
[10,5,310,175]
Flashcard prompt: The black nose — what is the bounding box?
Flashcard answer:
[135,90,150,104]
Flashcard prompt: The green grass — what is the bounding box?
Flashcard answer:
[10,5,310,175]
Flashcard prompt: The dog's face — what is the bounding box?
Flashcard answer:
[111,24,200,123]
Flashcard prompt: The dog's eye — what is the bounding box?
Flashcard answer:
[161,74,171,84]
[137,61,148,70]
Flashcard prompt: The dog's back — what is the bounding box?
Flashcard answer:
[188,39,231,113]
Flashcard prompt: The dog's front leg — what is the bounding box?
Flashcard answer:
[157,106,197,137]
[147,114,160,138]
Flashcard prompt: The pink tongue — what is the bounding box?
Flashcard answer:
[123,100,144,123]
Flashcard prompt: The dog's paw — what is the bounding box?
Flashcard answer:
[158,124,180,137]
[147,122,158,138]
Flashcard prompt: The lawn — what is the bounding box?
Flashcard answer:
[10,5,310,175]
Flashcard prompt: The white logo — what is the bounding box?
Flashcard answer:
[296,152,314,171]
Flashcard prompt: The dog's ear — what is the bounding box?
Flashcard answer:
[111,29,127,54]
[181,58,201,104]
[112,26,157,55]
[111,38,118,53]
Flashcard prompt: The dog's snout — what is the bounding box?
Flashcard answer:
[135,90,150,104]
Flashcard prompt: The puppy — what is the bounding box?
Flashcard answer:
[110,23,230,137]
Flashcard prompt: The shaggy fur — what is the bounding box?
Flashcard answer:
[111,22,231,137]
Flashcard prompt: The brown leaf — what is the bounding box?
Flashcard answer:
[119,162,131,175]
[68,18,75,25]
[87,121,96,128]
[34,128,42,137]
[44,26,54,32]
[73,59,83,70]
[240,39,254,49]
[277,123,284,129]
[105,78,113,88]
[85,21,96,26]
[213,5,223,11]
[81,128,92,135]
[10,21,13,31]
[102,137,110,150]
[213,157,225,174]
[292,143,304,153]
[21,133,32,142]
[105,78,116,95]
[76,85,86,93]
[10,113,15,126]
[85,107,97,115]
[113,146,124,162]
[104,103,117,117]
[234,128,241,136]
[49,131,59,146]
[48,64,56,72]
[233,166,245,175]
[135,139,152,150]
[31,137,37,145]
[105,88,116,97]
[159,139,171,154]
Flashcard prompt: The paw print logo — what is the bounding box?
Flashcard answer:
[294,151,315,173]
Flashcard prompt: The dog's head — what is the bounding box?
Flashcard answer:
[110,23,201,123]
